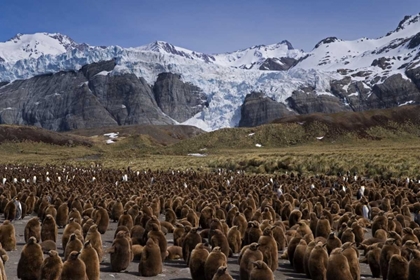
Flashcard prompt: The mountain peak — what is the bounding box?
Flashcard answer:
[386,13,420,36]
[279,40,294,50]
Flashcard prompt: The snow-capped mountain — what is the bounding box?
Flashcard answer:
[0,32,89,63]
[0,13,419,132]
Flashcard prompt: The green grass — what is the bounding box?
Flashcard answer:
[0,117,419,180]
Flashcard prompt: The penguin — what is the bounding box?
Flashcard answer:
[182,227,202,265]
[40,250,63,280]
[366,243,382,278]
[108,231,131,272]
[380,238,401,280]
[61,251,87,280]
[138,238,162,277]
[326,232,342,255]
[342,242,360,280]
[85,224,103,262]
[239,243,263,280]
[56,202,69,228]
[212,266,233,280]
[147,222,167,262]
[258,227,278,272]
[64,233,83,261]
[166,245,183,260]
[387,254,408,280]
[41,214,58,243]
[0,253,6,280]
[408,248,420,280]
[80,241,100,280]
[189,243,209,280]
[210,228,230,258]
[0,220,16,251]
[24,216,41,243]
[227,225,242,254]
[326,248,353,280]
[17,236,44,280]
[62,217,82,251]
[293,239,307,273]
[308,241,328,280]
[249,260,274,280]
[94,206,109,234]
[204,246,227,280]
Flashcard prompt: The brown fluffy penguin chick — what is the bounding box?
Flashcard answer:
[211,229,230,258]
[249,260,274,280]
[380,238,401,280]
[111,199,124,222]
[147,222,167,262]
[342,242,360,280]
[64,233,83,261]
[41,214,58,243]
[94,206,109,234]
[17,236,44,280]
[227,225,242,254]
[182,227,202,265]
[326,248,353,280]
[0,220,16,251]
[166,245,183,260]
[56,202,69,228]
[387,254,408,280]
[366,243,382,278]
[239,242,263,280]
[62,218,82,251]
[117,210,134,230]
[0,244,8,265]
[408,249,420,280]
[109,231,131,272]
[316,216,332,239]
[308,241,328,280]
[80,241,100,280]
[189,243,210,280]
[139,238,162,277]
[61,251,87,280]
[24,216,41,243]
[40,250,63,280]
[293,239,307,273]
[326,232,342,255]
[85,224,103,262]
[212,266,233,280]
[258,227,278,272]
[303,241,316,278]
[204,246,227,280]
[0,254,6,280]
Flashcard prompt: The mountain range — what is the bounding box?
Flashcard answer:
[0,13,419,131]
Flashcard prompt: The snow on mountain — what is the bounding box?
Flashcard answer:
[0,32,85,63]
[213,40,305,69]
[297,13,420,82]
[0,13,419,131]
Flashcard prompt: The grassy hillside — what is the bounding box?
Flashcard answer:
[0,105,419,179]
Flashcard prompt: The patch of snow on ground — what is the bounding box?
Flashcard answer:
[399,100,415,106]
[187,153,207,157]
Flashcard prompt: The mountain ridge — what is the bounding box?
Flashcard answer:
[0,13,419,131]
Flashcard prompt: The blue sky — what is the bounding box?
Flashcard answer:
[1,1,420,53]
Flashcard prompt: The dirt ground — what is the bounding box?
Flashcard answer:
[3,214,377,280]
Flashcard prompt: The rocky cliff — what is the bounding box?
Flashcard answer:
[0,59,209,131]
[238,92,296,127]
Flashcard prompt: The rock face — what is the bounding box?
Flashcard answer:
[0,60,177,131]
[238,92,296,127]
[259,57,297,71]
[286,90,352,115]
[153,72,208,123]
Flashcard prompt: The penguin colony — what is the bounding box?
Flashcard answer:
[0,165,418,279]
